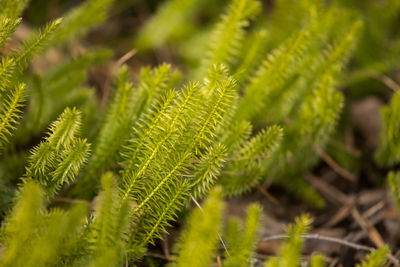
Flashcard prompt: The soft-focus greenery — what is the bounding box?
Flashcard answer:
[0,0,399,266]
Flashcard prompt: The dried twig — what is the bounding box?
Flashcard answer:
[313,145,357,182]
[305,173,350,205]
[216,256,222,267]
[161,232,170,258]
[101,49,137,106]
[252,181,280,205]
[351,208,385,248]
[371,72,400,92]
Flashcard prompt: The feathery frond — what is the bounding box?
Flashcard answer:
[265,214,312,267]
[87,64,175,177]
[223,203,262,267]
[375,92,400,166]
[0,18,21,49]
[50,0,114,45]
[388,171,400,211]
[191,143,227,198]
[171,187,224,267]
[25,107,90,195]
[0,57,16,93]
[12,18,62,73]
[235,28,311,122]
[120,64,236,260]
[0,83,26,149]
[310,254,326,267]
[135,0,204,51]
[356,246,389,267]
[199,0,261,75]
[85,172,130,267]
[0,181,44,267]
[0,0,30,19]
[220,125,283,195]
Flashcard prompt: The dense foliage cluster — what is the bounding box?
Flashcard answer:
[0,0,399,266]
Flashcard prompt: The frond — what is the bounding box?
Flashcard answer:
[0,181,44,266]
[388,171,400,211]
[375,92,400,166]
[23,204,88,267]
[51,139,90,185]
[0,0,30,19]
[235,27,311,121]
[128,180,189,257]
[218,120,252,151]
[25,107,90,196]
[20,49,111,138]
[120,65,235,260]
[86,172,130,267]
[223,203,262,267]
[280,214,312,266]
[135,0,204,51]
[12,18,62,73]
[190,143,227,198]
[189,65,237,153]
[0,18,21,49]
[0,83,26,149]
[310,254,326,267]
[132,63,178,117]
[0,57,16,93]
[1,179,87,267]
[318,20,363,78]
[46,107,82,150]
[296,74,343,148]
[233,29,268,84]
[171,187,224,267]
[199,0,261,75]
[86,67,135,175]
[220,125,283,195]
[88,64,175,177]
[265,214,312,267]
[356,246,389,267]
[50,0,114,45]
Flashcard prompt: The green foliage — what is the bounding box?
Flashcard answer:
[0,181,88,267]
[0,83,25,149]
[170,187,224,267]
[20,49,111,139]
[86,63,175,179]
[135,0,204,51]
[235,28,312,122]
[310,254,326,267]
[220,125,283,195]
[198,0,261,75]
[223,203,262,267]
[265,215,312,267]
[122,64,237,259]
[12,18,62,73]
[0,18,21,49]
[388,171,400,211]
[25,108,90,195]
[0,0,30,20]
[375,92,400,166]
[84,172,131,267]
[356,246,389,267]
[50,0,115,45]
